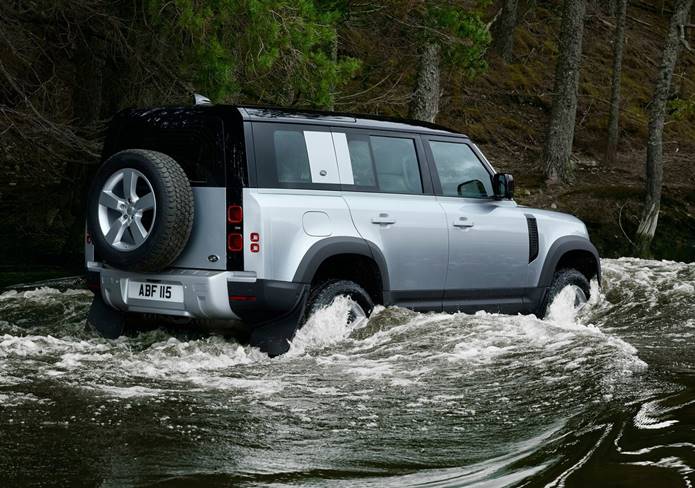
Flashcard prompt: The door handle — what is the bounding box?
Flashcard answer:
[453,217,474,228]
[371,213,396,225]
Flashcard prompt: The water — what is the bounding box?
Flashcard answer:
[0,258,693,487]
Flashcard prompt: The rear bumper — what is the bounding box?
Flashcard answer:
[88,264,307,324]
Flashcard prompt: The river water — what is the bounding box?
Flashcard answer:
[0,258,693,487]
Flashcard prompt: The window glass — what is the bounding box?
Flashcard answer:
[273,129,311,184]
[110,112,226,185]
[346,137,376,187]
[429,141,492,198]
[370,136,422,194]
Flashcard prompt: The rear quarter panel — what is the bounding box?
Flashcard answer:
[242,188,361,282]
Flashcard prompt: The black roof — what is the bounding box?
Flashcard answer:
[236,105,465,137]
[115,104,466,137]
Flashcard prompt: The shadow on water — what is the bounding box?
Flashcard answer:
[0,258,693,487]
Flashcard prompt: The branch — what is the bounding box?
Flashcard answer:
[618,202,636,248]
[680,24,694,52]
[486,8,502,32]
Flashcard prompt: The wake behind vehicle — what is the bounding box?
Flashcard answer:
[85,100,600,355]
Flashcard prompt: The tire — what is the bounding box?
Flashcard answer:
[302,280,374,325]
[86,149,194,272]
[539,268,591,318]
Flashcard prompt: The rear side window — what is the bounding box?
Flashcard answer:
[335,133,423,194]
[273,130,311,184]
[253,123,341,189]
[370,136,422,194]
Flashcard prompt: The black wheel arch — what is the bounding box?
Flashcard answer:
[538,236,601,288]
[292,237,390,302]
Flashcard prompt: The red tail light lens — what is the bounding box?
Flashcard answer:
[229,295,256,302]
[227,233,243,252]
[227,205,243,224]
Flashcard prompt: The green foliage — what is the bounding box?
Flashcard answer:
[670,97,695,120]
[146,0,360,107]
[383,0,491,77]
[422,1,492,76]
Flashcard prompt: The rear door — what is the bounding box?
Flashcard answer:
[334,129,448,311]
[423,137,529,313]
[103,109,229,271]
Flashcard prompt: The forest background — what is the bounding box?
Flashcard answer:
[1,0,694,284]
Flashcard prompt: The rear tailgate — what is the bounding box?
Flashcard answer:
[102,107,231,271]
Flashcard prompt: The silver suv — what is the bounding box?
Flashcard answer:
[85,104,600,355]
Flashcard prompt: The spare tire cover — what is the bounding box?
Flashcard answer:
[86,149,194,272]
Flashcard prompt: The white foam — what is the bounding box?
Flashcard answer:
[288,295,364,355]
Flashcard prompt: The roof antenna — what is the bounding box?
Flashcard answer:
[193,93,212,105]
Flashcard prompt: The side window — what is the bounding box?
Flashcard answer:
[253,123,340,188]
[428,141,492,198]
[346,137,376,187]
[273,130,311,184]
[370,136,423,194]
[332,132,377,188]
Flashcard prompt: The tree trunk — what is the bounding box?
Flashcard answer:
[635,0,694,256]
[542,0,587,184]
[492,0,519,62]
[326,29,338,111]
[409,42,441,123]
[605,0,628,165]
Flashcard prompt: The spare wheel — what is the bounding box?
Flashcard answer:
[86,149,194,272]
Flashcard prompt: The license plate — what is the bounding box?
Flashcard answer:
[127,281,184,303]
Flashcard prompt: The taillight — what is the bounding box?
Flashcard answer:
[229,295,256,302]
[228,205,243,224]
[227,233,243,252]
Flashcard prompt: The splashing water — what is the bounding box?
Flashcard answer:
[0,258,693,487]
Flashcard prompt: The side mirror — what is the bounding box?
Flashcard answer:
[492,173,514,200]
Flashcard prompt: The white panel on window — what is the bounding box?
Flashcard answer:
[330,132,355,185]
[303,131,341,184]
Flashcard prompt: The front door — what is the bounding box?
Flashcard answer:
[423,137,529,313]
[333,129,449,311]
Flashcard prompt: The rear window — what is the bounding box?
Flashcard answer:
[105,109,226,186]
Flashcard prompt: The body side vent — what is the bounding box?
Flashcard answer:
[525,214,539,263]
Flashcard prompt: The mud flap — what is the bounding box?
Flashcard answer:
[86,294,126,339]
[247,289,308,357]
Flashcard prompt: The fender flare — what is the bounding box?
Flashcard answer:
[292,236,390,291]
[537,236,601,287]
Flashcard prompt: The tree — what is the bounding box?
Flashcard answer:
[492,0,519,62]
[542,0,587,184]
[410,42,443,122]
[407,2,490,122]
[635,0,694,256]
[147,0,360,108]
[605,0,628,165]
